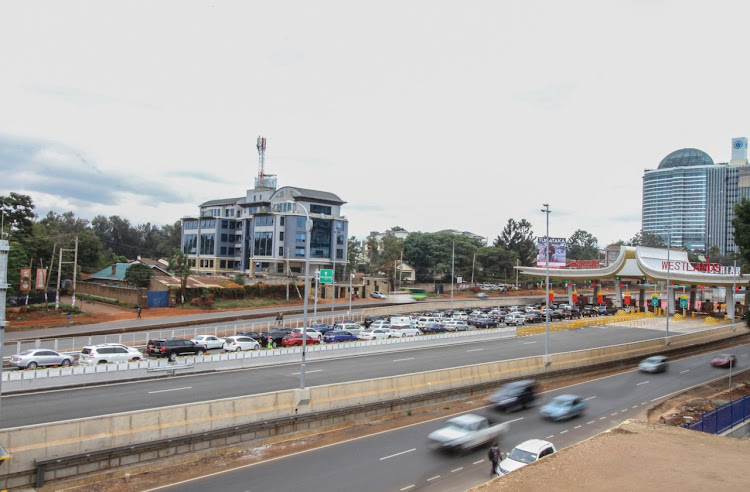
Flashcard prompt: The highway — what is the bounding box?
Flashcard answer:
[153,342,750,492]
[0,323,713,428]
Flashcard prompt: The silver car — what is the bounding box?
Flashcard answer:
[10,349,74,369]
[638,355,668,373]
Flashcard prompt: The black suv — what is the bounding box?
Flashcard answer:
[489,380,538,412]
[146,339,205,362]
[259,328,292,348]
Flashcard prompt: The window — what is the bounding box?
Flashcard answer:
[296,232,306,242]
[279,247,284,256]
[229,221,236,229]
[183,220,198,230]
[183,234,197,254]
[222,220,229,229]
[228,247,235,255]
[280,216,285,226]
[310,204,332,215]
[295,247,306,257]
[279,231,284,241]
[220,260,226,268]
[255,215,273,226]
[336,248,343,260]
[221,233,228,242]
[200,219,215,229]
[254,232,273,256]
[297,217,306,227]
[220,246,227,255]
[337,235,344,245]
[200,233,215,255]
[335,220,345,231]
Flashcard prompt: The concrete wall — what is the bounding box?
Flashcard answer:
[1,324,745,489]
[76,283,142,306]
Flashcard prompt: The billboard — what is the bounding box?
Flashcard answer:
[20,268,31,291]
[537,238,566,268]
[35,268,47,289]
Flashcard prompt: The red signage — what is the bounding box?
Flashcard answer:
[661,261,740,275]
[20,268,31,291]
[567,260,600,269]
[35,268,47,289]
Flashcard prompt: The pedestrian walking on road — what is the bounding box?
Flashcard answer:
[488,442,500,476]
[66,314,72,327]
[137,306,142,319]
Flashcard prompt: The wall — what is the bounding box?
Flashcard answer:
[76,283,142,306]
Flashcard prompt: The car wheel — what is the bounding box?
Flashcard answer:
[271,341,278,348]
[168,352,177,362]
[27,361,38,370]
[61,359,71,367]
[98,360,107,364]
[197,349,205,356]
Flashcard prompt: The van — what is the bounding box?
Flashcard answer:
[416,316,438,328]
[390,316,413,328]
[489,380,537,412]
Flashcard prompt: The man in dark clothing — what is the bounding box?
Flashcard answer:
[488,442,500,476]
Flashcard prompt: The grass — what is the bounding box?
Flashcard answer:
[208,298,293,310]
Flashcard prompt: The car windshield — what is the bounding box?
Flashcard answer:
[508,448,537,464]
[548,398,571,408]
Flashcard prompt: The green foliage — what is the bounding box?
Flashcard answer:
[733,198,750,265]
[124,263,154,288]
[567,229,600,260]
[494,219,537,266]
[168,249,192,303]
[232,274,246,285]
[0,192,36,239]
[347,236,361,274]
[629,230,665,247]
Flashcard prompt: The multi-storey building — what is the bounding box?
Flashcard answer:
[642,138,749,255]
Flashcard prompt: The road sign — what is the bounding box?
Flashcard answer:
[319,269,333,284]
[680,295,687,308]
[651,293,659,307]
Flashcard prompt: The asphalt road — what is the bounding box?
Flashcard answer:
[0,324,702,428]
[152,343,750,492]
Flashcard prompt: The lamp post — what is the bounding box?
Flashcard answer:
[288,201,311,389]
[665,225,671,345]
[313,269,319,323]
[732,259,737,332]
[331,235,336,319]
[451,241,455,314]
[348,272,354,315]
[541,204,551,363]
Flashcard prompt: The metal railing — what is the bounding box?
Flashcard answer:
[686,394,750,434]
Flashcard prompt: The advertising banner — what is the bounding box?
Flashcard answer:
[35,268,47,289]
[20,268,31,291]
[536,237,567,268]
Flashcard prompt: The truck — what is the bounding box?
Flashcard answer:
[427,413,509,452]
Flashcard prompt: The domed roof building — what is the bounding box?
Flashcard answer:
[657,148,714,169]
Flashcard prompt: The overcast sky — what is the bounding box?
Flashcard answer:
[1,1,748,247]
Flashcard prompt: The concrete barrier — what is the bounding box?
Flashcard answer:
[2,324,746,489]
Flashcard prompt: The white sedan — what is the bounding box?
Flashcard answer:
[190,335,226,351]
[358,328,392,340]
[389,327,422,337]
[223,336,261,352]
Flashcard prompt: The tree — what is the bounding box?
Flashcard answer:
[629,230,665,247]
[347,236,362,274]
[733,198,750,266]
[567,230,600,260]
[0,193,35,239]
[124,263,154,288]
[493,219,537,266]
[167,249,192,304]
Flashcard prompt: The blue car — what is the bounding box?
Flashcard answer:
[323,330,358,343]
[539,394,587,421]
[311,323,333,336]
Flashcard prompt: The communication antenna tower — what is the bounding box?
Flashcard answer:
[255,135,277,189]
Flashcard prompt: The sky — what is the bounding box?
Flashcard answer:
[1,1,749,248]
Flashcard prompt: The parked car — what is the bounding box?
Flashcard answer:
[237,331,262,342]
[389,326,422,337]
[711,354,737,368]
[223,335,261,352]
[310,322,334,335]
[323,330,359,343]
[421,322,449,334]
[282,332,321,347]
[259,328,292,348]
[474,318,499,329]
[476,292,489,299]
[638,355,669,373]
[490,380,537,412]
[505,312,526,326]
[146,339,205,362]
[369,320,392,330]
[358,328,392,340]
[79,344,144,365]
[370,291,388,299]
[190,335,226,351]
[498,439,556,475]
[428,414,509,452]
[291,327,324,340]
[540,394,587,421]
[9,349,74,369]
[363,315,384,327]
[524,312,543,324]
[333,322,365,335]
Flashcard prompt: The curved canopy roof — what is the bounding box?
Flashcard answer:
[658,148,714,169]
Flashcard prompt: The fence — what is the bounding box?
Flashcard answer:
[686,394,750,434]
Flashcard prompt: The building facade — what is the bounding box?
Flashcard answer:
[181,185,348,278]
[642,139,750,255]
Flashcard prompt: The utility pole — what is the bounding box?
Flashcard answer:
[71,235,78,308]
[471,253,476,285]
[55,246,63,310]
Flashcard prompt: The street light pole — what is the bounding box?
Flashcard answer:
[314,269,319,323]
[331,235,336,319]
[665,225,671,345]
[451,241,455,314]
[541,204,551,363]
[732,259,737,332]
[349,272,354,315]
[288,201,311,389]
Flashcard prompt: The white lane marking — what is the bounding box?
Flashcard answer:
[632,405,639,409]
[292,369,322,375]
[467,349,483,352]
[742,354,748,357]
[637,381,649,386]
[473,460,484,465]
[380,448,416,461]
[621,410,628,413]
[451,467,463,473]
[600,417,606,420]
[523,341,536,344]
[587,421,595,425]
[584,396,596,401]
[393,357,415,362]
[574,425,582,429]
[148,386,192,394]
[611,413,618,416]
[506,417,525,425]
[560,430,568,434]
[546,435,554,439]
[400,486,415,491]
[680,370,690,374]
[427,475,440,482]
[641,402,648,406]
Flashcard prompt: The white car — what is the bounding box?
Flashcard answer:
[291,327,324,340]
[334,322,365,335]
[190,335,226,351]
[390,327,422,337]
[498,439,556,475]
[358,328,392,340]
[370,291,388,299]
[369,320,392,330]
[79,343,144,365]
[505,312,526,326]
[223,335,261,352]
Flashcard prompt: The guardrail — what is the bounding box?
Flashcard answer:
[686,382,750,434]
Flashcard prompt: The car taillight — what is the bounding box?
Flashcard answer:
[160,347,165,352]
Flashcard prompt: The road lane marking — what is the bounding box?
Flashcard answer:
[400,486,415,491]
[473,460,484,465]
[451,467,464,473]
[466,349,483,352]
[292,369,322,375]
[574,425,582,429]
[560,430,568,434]
[621,410,628,413]
[427,475,440,482]
[393,357,415,362]
[380,448,416,461]
[680,370,690,374]
[611,413,618,416]
[587,421,595,425]
[147,386,192,394]
[583,396,596,401]
[637,381,649,385]
[641,402,647,406]
[523,341,536,344]
[546,435,554,439]
[506,417,525,424]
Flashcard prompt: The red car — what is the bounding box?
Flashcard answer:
[281,332,320,347]
[711,354,737,368]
